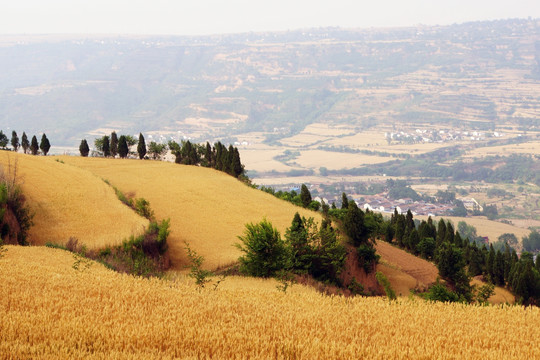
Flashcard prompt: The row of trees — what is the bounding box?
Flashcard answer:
[387,209,540,305]
[0,131,50,155]
[82,132,246,180]
[81,132,140,159]
[167,140,245,179]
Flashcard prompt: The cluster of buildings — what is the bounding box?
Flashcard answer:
[358,196,454,216]
[385,129,505,144]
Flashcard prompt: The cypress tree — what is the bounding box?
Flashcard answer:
[79,139,89,157]
[341,192,349,209]
[444,222,455,244]
[0,131,8,148]
[405,209,414,232]
[454,232,463,248]
[285,213,311,272]
[408,228,420,254]
[11,131,19,152]
[467,242,483,276]
[39,133,51,156]
[204,142,212,167]
[21,132,29,154]
[30,135,39,155]
[395,215,406,247]
[344,201,367,247]
[102,136,110,157]
[486,244,496,281]
[226,145,235,174]
[436,219,447,247]
[110,131,118,157]
[300,184,312,208]
[231,147,243,178]
[494,251,505,286]
[118,135,128,158]
[137,133,146,159]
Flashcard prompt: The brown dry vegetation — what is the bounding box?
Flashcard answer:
[415,215,530,243]
[0,152,148,248]
[60,156,321,270]
[1,245,538,359]
[375,241,439,293]
[471,277,515,305]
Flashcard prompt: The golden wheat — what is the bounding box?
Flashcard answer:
[1,245,538,359]
[0,152,148,248]
[60,156,321,270]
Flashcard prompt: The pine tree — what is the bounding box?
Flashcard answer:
[102,136,110,157]
[300,184,312,208]
[118,135,129,158]
[39,133,51,156]
[137,133,146,159]
[110,131,118,157]
[79,139,90,157]
[10,131,19,152]
[21,132,29,154]
[30,135,39,155]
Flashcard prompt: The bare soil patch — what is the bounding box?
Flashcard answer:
[375,241,439,291]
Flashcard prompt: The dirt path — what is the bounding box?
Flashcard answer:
[375,241,439,290]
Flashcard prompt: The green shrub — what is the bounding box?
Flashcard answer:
[135,198,154,220]
[236,218,290,277]
[376,271,396,300]
[423,281,461,303]
[357,244,380,273]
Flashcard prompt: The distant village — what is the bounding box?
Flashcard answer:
[386,129,505,144]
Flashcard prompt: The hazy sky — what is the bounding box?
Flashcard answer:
[1,0,539,35]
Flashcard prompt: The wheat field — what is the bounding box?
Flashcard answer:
[0,152,148,248]
[60,156,320,270]
[1,245,538,359]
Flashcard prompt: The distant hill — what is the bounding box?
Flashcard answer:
[0,18,538,147]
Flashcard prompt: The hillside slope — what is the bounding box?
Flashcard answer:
[1,245,538,359]
[60,156,321,269]
[0,152,148,247]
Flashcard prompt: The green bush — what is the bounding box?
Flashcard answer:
[423,281,461,303]
[236,218,290,277]
[135,198,154,220]
[357,244,380,273]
